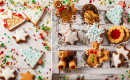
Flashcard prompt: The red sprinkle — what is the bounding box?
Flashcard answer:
[16,53,18,55]
[34,39,37,41]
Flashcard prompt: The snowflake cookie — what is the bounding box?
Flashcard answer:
[63,29,79,45]
[20,49,43,68]
[0,9,25,31]
[12,30,29,43]
[85,23,106,44]
[0,67,16,80]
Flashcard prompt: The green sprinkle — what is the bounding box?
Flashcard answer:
[126,71,128,73]
[109,1,112,4]
[15,9,17,11]
[92,54,94,57]
[8,36,9,38]
[30,47,32,49]
[41,65,44,67]
[40,9,42,11]
[5,0,6,1]
[4,33,6,35]
[38,71,41,73]
[122,74,124,76]
[64,13,67,15]
[40,19,42,21]
[20,8,21,10]
[44,60,46,62]
[91,60,93,63]
[38,76,42,79]
[6,55,10,58]
[3,58,7,62]
[1,43,5,47]
[92,58,94,60]
[35,12,37,14]
[62,11,64,12]
[47,35,49,36]
[129,74,130,77]
[34,49,36,50]
[8,41,10,43]
[66,16,69,18]
[33,25,35,27]
[7,5,8,7]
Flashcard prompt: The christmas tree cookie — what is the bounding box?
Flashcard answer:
[20,49,44,68]
[105,1,126,25]
[0,9,25,31]
[23,8,44,25]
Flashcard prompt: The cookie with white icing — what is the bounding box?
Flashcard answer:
[85,22,106,44]
[63,29,79,45]
[0,67,16,80]
[12,30,29,43]
[59,24,71,35]
[23,8,44,25]
[105,1,126,25]
[0,9,25,31]
[20,49,43,69]
[116,46,130,60]
[111,52,124,68]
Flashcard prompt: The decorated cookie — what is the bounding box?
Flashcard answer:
[116,46,130,60]
[81,4,98,17]
[23,8,44,25]
[12,30,29,43]
[20,71,34,80]
[83,10,99,25]
[85,23,106,44]
[54,0,77,23]
[0,0,4,6]
[111,52,124,68]
[84,41,109,68]
[63,29,79,45]
[0,9,25,31]
[105,1,126,25]
[107,26,126,43]
[0,67,16,80]
[20,49,43,68]
[59,24,71,35]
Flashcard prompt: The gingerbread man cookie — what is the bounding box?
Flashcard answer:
[20,71,34,80]
[85,41,109,68]
[54,0,77,23]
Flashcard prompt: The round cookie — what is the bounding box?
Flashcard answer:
[81,4,98,17]
[84,10,99,25]
[107,26,125,43]
[118,26,129,42]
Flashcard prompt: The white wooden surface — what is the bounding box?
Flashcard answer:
[52,0,130,79]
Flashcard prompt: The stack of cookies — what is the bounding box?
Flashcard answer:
[58,50,77,70]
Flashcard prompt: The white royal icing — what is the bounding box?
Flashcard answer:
[0,9,13,19]
[0,67,15,80]
[23,9,44,25]
[20,49,43,68]
[59,24,71,35]
[106,5,124,25]
[63,29,79,45]
[9,19,25,31]
[111,53,121,68]
[85,23,105,43]
[13,30,28,41]
[116,47,129,60]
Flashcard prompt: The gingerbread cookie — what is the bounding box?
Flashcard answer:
[85,23,106,44]
[116,46,130,60]
[84,41,109,68]
[20,71,34,80]
[63,29,79,45]
[107,26,129,43]
[111,52,124,68]
[54,0,77,23]
[81,4,99,25]
[12,30,29,43]
[20,49,43,69]
[0,67,16,80]
[106,1,126,25]
[59,24,71,35]
[23,8,44,25]
[0,9,25,31]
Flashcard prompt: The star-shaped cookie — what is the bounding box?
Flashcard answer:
[12,30,29,43]
[63,29,79,45]
[20,71,34,80]
[116,46,130,60]
[99,48,109,64]
[0,67,16,80]
[59,24,71,35]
